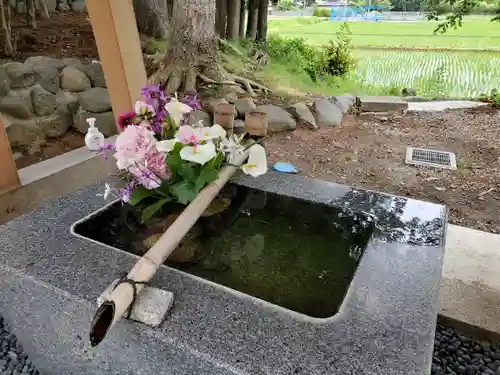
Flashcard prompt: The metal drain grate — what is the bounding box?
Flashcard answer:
[405,147,457,170]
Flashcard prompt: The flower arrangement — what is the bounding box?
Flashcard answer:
[98,85,267,223]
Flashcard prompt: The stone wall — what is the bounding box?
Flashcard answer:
[1,56,116,153]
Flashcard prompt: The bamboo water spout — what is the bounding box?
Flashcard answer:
[89,148,251,347]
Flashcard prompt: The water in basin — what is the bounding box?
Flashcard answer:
[73,185,373,318]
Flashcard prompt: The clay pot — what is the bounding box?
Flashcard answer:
[214,103,235,135]
[244,111,268,137]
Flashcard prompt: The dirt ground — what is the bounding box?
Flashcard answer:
[266,107,500,234]
[0,11,97,62]
[14,131,85,169]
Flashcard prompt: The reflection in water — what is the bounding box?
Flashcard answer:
[336,189,445,246]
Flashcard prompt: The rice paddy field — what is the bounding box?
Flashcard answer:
[268,17,500,98]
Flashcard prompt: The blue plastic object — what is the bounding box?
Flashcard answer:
[273,162,298,174]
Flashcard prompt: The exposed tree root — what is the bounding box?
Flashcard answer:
[148,57,270,97]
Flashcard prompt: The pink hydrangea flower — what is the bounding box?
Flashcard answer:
[114,125,157,170]
[129,149,168,189]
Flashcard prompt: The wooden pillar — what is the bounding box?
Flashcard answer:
[0,119,20,194]
[86,0,147,122]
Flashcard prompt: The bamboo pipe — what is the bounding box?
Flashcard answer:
[89,148,251,347]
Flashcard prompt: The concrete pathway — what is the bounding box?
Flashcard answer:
[408,101,488,112]
[441,224,500,335]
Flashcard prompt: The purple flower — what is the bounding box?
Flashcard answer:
[119,181,135,203]
[182,93,202,110]
[141,85,167,114]
[97,143,115,160]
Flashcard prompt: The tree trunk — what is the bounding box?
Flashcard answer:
[215,0,226,38]
[150,0,217,93]
[238,0,245,38]
[26,0,36,29]
[37,0,50,19]
[256,0,268,43]
[0,0,13,56]
[225,0,240,40]
[246,0,258,40]
[149,0,270,96]
[133,0,168,39]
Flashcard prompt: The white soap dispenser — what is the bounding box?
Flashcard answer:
[85,117,104,151]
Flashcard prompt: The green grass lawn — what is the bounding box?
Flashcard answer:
[268,17,500,50]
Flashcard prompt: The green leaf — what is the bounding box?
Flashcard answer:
[140,198,171,224]
[128,186,157,206]
[166,143,184,180]
[170,181,197,205]
[194,165,218,193]
[208,151,224,170]
[179,163,199,183]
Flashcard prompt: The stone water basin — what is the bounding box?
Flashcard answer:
[0,172,448,375]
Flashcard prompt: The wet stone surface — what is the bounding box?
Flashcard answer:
[432,325,500,375]
[0,316,42,375]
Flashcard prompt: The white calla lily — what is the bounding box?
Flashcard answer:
[165,98,193,126]
[180,141,217,165]
[198,124,226,140]
[242,144,267,177]
[156,138,178,153]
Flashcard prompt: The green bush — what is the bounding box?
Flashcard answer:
[312,6,331,17]
[322,23,356,77]
[277,0,295,10]
[267,24,356,82]
[267,34,324,81]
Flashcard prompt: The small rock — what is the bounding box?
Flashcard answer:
[7,351,17,360]
[254,104,296,133]
[74,107,117,136]
[79,87,111,113]
[56,91,80,115]
[24,56,64,71]
[83,62,106,88]
[4,63,35,89]
[313,98,342,127]
[57,2,70,11]
[192,109,212,126]
[31,85,57,116]
[0,95,32,119]
[60,67,91,92]
[0,67,10,96]
[3,114,45,150]
[233,119,245,134]
[402,87,417,97]
[234,97,256,117]
[287,102,317,130]
[61,58,85,71]
[37,106,72,137]
[33,65,59,94]
[481,341,492,351]
[331,96,353,114]
[71,0,86,11]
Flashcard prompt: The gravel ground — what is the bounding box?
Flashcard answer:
[433,324,500,375]
[0,317,42,375]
